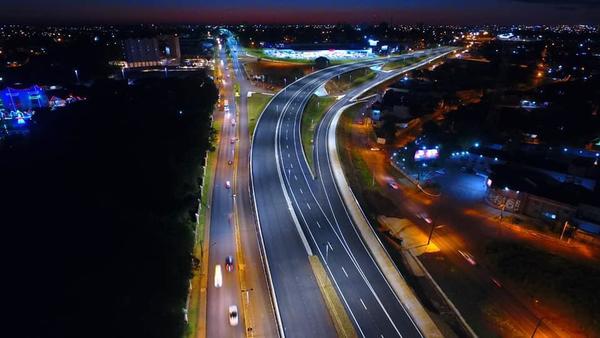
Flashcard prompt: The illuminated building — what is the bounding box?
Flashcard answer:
[0,85,48,112]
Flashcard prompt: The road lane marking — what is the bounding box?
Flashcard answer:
[327,241,333,251]
[299,188,303,194]
[306,202,311,210]
[360,298,367,310]
[316,221,321,229]
[294,175,298,181]
[342,266,349,278]
[287,153,290,158]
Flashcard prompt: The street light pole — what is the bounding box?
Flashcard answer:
[427,220,435,246]
[531,317,544,338]
[560,221,569,241]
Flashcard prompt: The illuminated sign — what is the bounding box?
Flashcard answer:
[414,149,439,161]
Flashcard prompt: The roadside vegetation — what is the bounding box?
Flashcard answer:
[248,92,273,137]
[243,59,312,90]
[485,240,600,336]
[186,115,221,338]
[2,75,218,338]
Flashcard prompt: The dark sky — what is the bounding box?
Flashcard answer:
[3,0,600,24]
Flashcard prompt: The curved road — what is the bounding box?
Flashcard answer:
[251,49,453,337]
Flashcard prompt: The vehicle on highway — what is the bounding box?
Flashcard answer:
[230,137,236,144]
[225,181,231,189]
[214,265,223,288]
[458,250,477,266]
[231,118,236,126]
[228,160,233,165]
[225,256,234,272]
[387,180,399,190]
[417,213,433,224]
[228,305,239,326]
[370,147,380,151]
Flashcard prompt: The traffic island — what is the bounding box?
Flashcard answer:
[308,255,358,338]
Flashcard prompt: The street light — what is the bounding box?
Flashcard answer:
[531,317,544,338]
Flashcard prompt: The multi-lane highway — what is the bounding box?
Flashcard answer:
[251,49,454,337]
[204,33,278,338]
[205,38,246,338]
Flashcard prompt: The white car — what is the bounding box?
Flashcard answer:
[214,265,223,288]
[228,305,239,326]
[225,181,231,189]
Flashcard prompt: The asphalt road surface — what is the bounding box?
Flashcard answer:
[206,41,245,338]
[251,49,453,338]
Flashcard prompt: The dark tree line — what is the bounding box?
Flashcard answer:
[1,74,217,338]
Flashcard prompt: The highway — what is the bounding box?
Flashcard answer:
[204,33,278,338]
[205,38,245,338]
[251,49,454,337]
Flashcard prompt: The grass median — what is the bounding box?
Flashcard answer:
[325,68,376,95]
[308,255,358,338]
[301,95,337,172]
[382,55,427,71]
[247,92,272,138]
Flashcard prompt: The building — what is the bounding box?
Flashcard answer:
[0,85,48,112]
[486,164,600,235]
[123,35,181,68]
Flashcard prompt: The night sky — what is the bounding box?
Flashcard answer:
[2,0,600,24]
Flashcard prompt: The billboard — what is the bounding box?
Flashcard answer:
[414,148,439,161]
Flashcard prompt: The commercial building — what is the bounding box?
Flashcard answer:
[123,35,181,68]
[486,164,600,238]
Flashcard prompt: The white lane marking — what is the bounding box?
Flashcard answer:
[342,266,349,278]
[286,144,289,149]
[360,298,368,310]
[294,175,298,181]
[306,202,311,210]
[316,221,321,229]
[299,188,303,195]
[290,163,293,169]
[327,241,333,251]
[287,153,290,158]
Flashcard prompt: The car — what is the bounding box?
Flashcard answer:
[225,181,231,189]
[370,147,380,151]
[228,160,233,165]
[458,250,477,266]
[387,180,399,190]
[228,305,239,326]
[417,213,433,224]
[225,256,234,272]
[230,137,236,144]
[214,265,223,288]
[231,118,236,126]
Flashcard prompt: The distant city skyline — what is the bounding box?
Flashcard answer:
[2,0,600,24]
